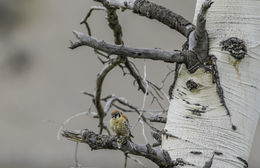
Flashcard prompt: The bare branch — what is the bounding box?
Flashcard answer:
[84,92,166,114]
[104,95,128,114]
[148,115,167,123]
[62,129,177,168]
[130,64,151,144]
[63,0,218,167]
[94,58,121,134]
[83,92,148,123]
[151,130,162,147]
[106,8,124,45]
[125,59,147,93]
[74,142,80,168]
[84,92,132,113]
[159,66,175,89]
[94,0,195,37]
[70,31,187,63]
[80,6,107,36]
[168,63,181,99]
[189,0,214,62]
[57,111,89,140]
[105,7,147,94]
[124,153,128,168]
[81,6,107,25]
[133,0,195,37]
[94,0,135,9]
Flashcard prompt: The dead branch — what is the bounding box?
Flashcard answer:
[62,129,177,168]
[70,31,187,64]
[80,6,107,36]
[84,92,166,115]
[94,0,195,37]
[105,7,147,94]
[94,58,121,134]
[125,59,147,93]
[63,0,217,167]
[168,64,181,99]
[148,115,167,123]
[188,0,213,63]
[133,0,194,37]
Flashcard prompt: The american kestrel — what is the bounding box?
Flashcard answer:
[110,110,134,141]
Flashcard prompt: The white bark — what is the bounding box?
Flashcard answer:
[162,0,260,167]
[106,0,135,9]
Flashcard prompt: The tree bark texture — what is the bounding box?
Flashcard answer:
[162,0,260,168]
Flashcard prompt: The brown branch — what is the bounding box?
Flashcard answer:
[62,129,177,168]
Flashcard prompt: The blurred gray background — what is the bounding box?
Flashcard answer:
[0,0,259,167]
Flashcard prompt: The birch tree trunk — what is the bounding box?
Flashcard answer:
[162,0,260,167]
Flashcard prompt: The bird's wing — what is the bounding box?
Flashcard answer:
[126,117,134,138]
[122,114,134,138]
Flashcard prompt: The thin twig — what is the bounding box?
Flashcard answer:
[159,67,175,89]
[57,111,88,140]
[74,142,79,168]
[169,63,181,99]
[124,153,128,168]
[80,6,107,36]
[131,64,149,132]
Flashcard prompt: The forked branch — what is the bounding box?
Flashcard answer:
[188,0,214,62]
[70,31,187,63]
[62,129,177,168]
[64,0,216,167]
[94,0,195,37]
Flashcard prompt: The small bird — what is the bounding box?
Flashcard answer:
[110,110,134,141]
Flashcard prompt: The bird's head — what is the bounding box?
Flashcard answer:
[111,110,122,119]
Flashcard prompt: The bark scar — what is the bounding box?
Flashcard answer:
[220,37,247,60]
[204,55,237,130]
